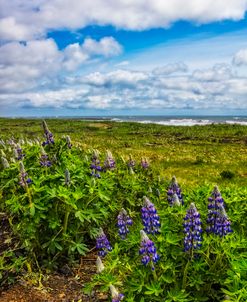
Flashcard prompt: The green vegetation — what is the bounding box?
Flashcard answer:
[0,118,246,301]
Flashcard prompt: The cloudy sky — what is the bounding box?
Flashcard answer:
[1,0,247,116]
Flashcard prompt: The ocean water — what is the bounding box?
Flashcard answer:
[83,116,247,126]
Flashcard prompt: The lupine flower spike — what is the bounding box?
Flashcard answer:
[19,162,32,187]
[96,256,105,273]
[65,169,70,186]
[96,228,112,257]
[40,147,52,167]
[117,208,133,239]
[104,150,115,170]
[127,155,135,168]
[42,120,55,146]
[66,135,72,149]
[90,149,102,178]
[1,157,10,169]
[15,144,25,160]
[183,203,202,252]
[139,230,159,271]
[214,205,233,236]
[167,176,184,205]
[110,285,124,302]
[141,196,161,234]
[141,157,149,169]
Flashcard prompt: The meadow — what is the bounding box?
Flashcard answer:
[0,118,246,301]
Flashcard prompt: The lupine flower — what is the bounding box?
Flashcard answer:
[65,169,70,186]
[141,196,160,234]
[42,120,54,146]
[15,144,25,160]
[167,176,184,206]
[66,135,72,149]
[40,148,52,167]
[183,203,202,252]
[207,187,232,236]
[104,150,115,170]
[139,230,159,270]
[96,256,105,273]
[96,228,112,257]
[90,149,102,178]
[110,285,124,302]
[127,155,135,168]
[117,208,133,239]
[1,156,10,169]
[141,157,149,169]
[19,162,32,187]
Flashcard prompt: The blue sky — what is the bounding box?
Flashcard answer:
[1,1,247,116]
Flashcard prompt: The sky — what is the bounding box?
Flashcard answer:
[1,0,247,117]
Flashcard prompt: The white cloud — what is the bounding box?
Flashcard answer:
[1,1,247,40]
[233,48,247,65]
[152,62,188,76]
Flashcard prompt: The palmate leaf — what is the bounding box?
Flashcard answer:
[144,281,163,296]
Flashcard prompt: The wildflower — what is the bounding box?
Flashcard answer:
[42,120,54,146]
[90,149,102,178]
[214,205,233,237]
[110,285,124,302]
[65,169,70,186]
[96,257,105,273]
[141,157,149,169]
[19,162,32,187]
[15,144,25,160]
[127,155,135,168]
[167,176,184,205]
[96,228,112,257]
[117,209,133,239]
[183,203,202,252]
[104,150,115,170]
[141,196,160,234]
[40,148,52,167]
[66,135,72,149]
[1,156,9,169]
[139,230,159,270]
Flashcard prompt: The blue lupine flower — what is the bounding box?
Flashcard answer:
[141,157,149,169]
[110,285,124,302]
[104,151,115,170]
[167,176,184,205]
[183,203,202,252]
[141,196,160,234]
[207,187,232,236]
[19,162,32,187]
[40,148,52,167]
[90,150,102,178]
[42,120,54,146]
[66,135,72,149]
[15,144,25,160]
[127,155,135,168]
[96,228,112,257]
[139,230,159,270]
[117,208,133,239]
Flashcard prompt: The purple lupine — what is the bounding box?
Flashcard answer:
[183,203,202,252]
[90,150,102,178]
[66,135,72,149]
[139,230,159,270]
[214,205,233,236]
[19,162,32,187]
[206,186,225,234]
[96,228,112,257]
[15,144,25,160]
[141,196,160,234]
[167,176,184,206]
[42,120,54,146]
[117,208,133,239]
[104,151,115,170]
[110,285,124,302]
[141,157,149,169]
[127,155,135,168]
[40,148,52,167]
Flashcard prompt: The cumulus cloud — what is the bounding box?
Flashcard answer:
[152,62,188,76]
[1,1,247,40]
[233,48,247,65]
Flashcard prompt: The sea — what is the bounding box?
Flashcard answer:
[80,116,247,126]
